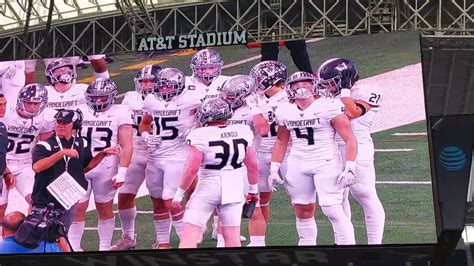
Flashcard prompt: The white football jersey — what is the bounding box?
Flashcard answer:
[142,90,201,159]
[121,91,148,153]
[336,85,382,160]
[275,98,344,161]
[78,104,133,156]
[186,124,254,178]
[0,106,54,160]
[185,75,230,102]
[257,90,289,154]
[45,83,88,111]
[227,105,261,150]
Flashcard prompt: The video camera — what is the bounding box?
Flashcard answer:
[13,203,68,248]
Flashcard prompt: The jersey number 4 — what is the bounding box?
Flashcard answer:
[294,127,315,145]
[7,133,35,154]
[204,138,248,170]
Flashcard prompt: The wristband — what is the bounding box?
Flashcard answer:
[345,161,356,171]
[141,131,150,138]
[340,89,351,98]
[173,187,186,202]
[270,162,281,173]
[248,184,258,194]
[114,167,128,183]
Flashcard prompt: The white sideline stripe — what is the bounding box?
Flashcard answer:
[116,38,326,99]
[375,148,414,152]
[392,132,427,136]
[85,227,122,231]
[376,181,431,185]
[113,210,153,214]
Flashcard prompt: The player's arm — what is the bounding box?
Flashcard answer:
[138,113,153,134]
[110,124,133,189]
[340,88,380,119]
[252,113,270,136]
[243,145,259,189]
[340,96,372,119]
[118,124,133,168]
[271,125,290,164]
[24,59,37,85]
[331,114,357,162]
[172,146,203,207]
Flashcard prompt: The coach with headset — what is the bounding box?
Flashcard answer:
[26,109,119,251]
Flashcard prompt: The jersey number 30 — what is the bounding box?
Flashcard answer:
[205,138,248,170]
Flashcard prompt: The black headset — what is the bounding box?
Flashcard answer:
[72,109,83,130]
[54,109,83,130]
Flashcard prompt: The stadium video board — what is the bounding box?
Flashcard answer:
[0,30,435,255]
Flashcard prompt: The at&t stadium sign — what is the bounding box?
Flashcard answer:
[137,31,248,52]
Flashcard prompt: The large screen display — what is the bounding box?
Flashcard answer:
[0,30,435,254]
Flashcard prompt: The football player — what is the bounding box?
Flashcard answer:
[139,68,201,249]
[186,49,229,101]
[44,58,88,111]
[0,60,27,107]
[0,84,54,223]
[171,98,259,248]
[217,74,269,247]
[68,78,133,251]
[26,54,110,85]
[318,58,385,244]
[111,64,163,250]
[271,71,357,245]
[248,60,290,246]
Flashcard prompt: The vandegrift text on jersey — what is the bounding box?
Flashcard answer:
[137,31,247,52]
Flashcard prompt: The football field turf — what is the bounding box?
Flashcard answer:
[63,30,436,249]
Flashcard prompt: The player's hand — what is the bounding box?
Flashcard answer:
[142,133,162,148]
[245,193,259,204]
[111,167,127,189]
[337,161,357,188]
[102,146,121,156]
[111,174,125,189]
[171,200,183,213]
[141,113,153,125]
[2,65,18,79]
[268,162,284,191]
[111,179,124,189]
[4,173,15,190]
[268,172,284,191]
[62,149,79,158]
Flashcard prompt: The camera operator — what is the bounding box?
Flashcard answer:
[29,109,119,252]
[0,211,62,253]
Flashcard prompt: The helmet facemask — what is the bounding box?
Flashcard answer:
[46,64,77,85]
[155,79,183,102]
[135,78,156,98]
[285,80,318,100]
[319,75,342,97]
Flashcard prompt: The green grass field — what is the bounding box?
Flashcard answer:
[63,30,436,250]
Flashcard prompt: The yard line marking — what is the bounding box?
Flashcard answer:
[392,132,427,136]
[113,210,153,214]
[376,181,431,185]
[375,148,414,152]
[85,227,122,231]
